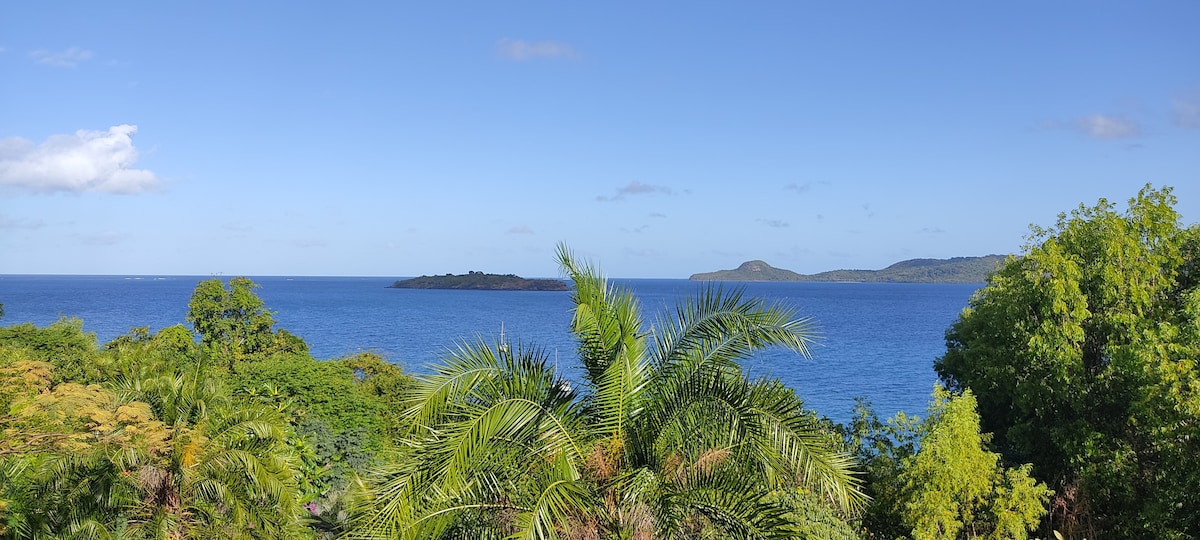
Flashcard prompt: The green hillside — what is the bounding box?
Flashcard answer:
[690,255,1007,283]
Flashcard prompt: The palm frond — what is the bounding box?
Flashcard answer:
[658,467,799,540]
[652,284,817,381]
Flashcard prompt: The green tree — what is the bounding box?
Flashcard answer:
[935,185,1200,538]
[350,245,862,539]
[186,277,308,367]
[847,388,1050,540]
[1,328,311,539]
[898,387,1049,539]
[0,318,99,384]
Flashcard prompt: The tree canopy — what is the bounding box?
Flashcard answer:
[935,184,1200,538]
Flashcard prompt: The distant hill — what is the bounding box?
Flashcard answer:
[689,255,1007,283]
[388,271,569,291]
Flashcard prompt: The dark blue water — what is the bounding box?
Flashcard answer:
[0,275,979,424]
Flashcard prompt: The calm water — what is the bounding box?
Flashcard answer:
[0,275,979,424]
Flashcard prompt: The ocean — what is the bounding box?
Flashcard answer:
[0,275,980,424]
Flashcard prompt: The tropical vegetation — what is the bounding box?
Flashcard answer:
[2,185,1196,538]
[349,245,864,538]
[936,184,1200,538]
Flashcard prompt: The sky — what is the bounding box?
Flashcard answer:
[2,2,1198,278]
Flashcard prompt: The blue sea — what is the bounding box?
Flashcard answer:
[0,275,980,424]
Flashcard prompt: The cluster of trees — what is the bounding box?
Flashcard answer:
[2,186,1196,538]
[1,278,411,538]
[935,185,1200,538]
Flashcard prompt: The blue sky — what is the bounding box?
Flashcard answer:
[2,2,1198,278]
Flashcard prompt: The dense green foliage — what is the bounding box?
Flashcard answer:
[1,278,414,539]
[350,245,863,539]
[187,276,308,366]
[690,256,1005,283]
[388,271,570,291]
[936,185,1200,538]
[847,387,1050,540]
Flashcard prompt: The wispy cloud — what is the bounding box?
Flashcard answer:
[648,212,667,218]
[1077,114,1139,139]
[75,231,125,246]
[757,218,789,228]
[0,125,161,194]
[597,181,672,202]
[496,39,578,61]
[507,225,535,234]
[30,47,93,67]
[784,181,829,194]
[0,215,45,230]
[1173,91,1200,129]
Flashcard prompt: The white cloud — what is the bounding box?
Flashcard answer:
[30,47,93,67]
[496,39,578,61]
[0,125,161,194]
[1077,114,1139,139]
[757,219,789,228]
[507,225,535,234]
[1173,93,1200,129]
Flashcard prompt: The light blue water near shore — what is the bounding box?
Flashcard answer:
[0,275,979,424]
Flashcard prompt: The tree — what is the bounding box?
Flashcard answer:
[935,185,1200,538]
[847,388,1050,540]
[1,326,311,539]
[350,245,863,539]
[897,387,1049,539]
[186,277,308,367]
[0,318,99,384]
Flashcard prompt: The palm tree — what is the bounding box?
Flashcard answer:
[8,372,308,539]
[350,246,863,539]
[118,372,308,539]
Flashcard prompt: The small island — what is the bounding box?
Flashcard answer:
[690,255,1007,283]
[388,271,569,291]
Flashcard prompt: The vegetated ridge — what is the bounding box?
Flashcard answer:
[388,271,570,291]
[690,255,1008,283]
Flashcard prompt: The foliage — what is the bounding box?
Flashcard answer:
[899,387,1049,539]
[935,185,1200,538]
[847,388,1050,540]
[843,400,920,539]
[0,318,99,384]
[186,277,308,366]
[0,348,310,539]
[99,324,200,383]
[350,244,863,539]
[232,353,387,441]
[338,352,416,433]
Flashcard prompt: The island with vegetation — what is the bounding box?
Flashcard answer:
[388,270,569,291]
[690,255,1007,283]
[2,186,1198,539]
